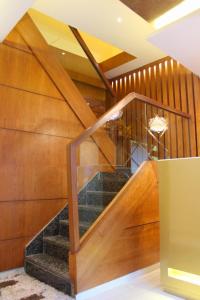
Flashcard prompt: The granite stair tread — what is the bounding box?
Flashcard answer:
[43,235,70,249]
[60,219,90,229]
[25,167,132,295]
[86,191,117,195]
[26,253,69,279]
[78,204,103,212]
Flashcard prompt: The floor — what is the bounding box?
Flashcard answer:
[0,267,184,300]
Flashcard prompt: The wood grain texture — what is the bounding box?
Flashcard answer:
[0,14,113,271]
[0,199,66,241]
[120,0,182,21]
[0,237,30,271]
[0,84,83,138]
[70,161,159,292]
[0,129,69,202]
[3,29,31,53]
[17,14,115,167]
[111,57,198,159]
[0,44,62,99]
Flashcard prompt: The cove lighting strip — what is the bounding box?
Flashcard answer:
[168,268,200,286]
[153,0,200,29]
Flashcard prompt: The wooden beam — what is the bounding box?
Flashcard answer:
[17,13,116,167]
[99,51,136,72]
[69,26,116,99]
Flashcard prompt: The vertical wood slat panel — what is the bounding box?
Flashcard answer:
[111,56,199,159]
[156,63,164,159]
[141,70,147,162]
[146,68,153,157]
[167,59,178,158]
[173,61,184,158]
[136,72,142,164]
[179,65,190,157]
[150,66,159,159]
[161,61,170,158]
[186,71,197,156]
[193,75,200,156]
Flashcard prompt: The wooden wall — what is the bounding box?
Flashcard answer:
[0,20,112,271]
[110,57,200,159]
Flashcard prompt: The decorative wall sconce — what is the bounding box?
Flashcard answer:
[149,115,168,136]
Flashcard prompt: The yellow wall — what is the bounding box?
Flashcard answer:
[158,158,200,300]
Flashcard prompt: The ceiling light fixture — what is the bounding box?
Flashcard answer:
[61,52,66,55]
[117,17,123,23]
[153,0,200,29]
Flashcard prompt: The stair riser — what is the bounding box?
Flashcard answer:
[25,261,72,295]
[43,241,69,261]
[101,173,130,182]
[86,192,115,207]
[59,222,88,238]
[78,208,102,224]
[87,178,127,192]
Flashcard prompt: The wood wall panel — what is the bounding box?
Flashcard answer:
[0,199,66,241]
[111,57,199,159]
[0,16,105,271]
[0,129,69,201]
[0,43,62,99]
[0,85,83,138]
[0,14,116,271]
[3,29,31,53]
[0,237,30,271]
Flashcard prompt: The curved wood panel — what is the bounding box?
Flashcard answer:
[69,161,159,292]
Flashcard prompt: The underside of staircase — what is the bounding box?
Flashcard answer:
[25,168,131,296]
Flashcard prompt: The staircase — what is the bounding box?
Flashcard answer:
[25,167,131,295]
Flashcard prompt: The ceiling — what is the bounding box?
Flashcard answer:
[149,9,200,77]
[0,0,35,41]
[32,0,166,78]
[29,9,124,63]
[2,0,198,79]
[120,0,183,22]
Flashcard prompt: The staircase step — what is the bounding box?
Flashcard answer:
[87,177,127,192]
[86,191,116,206]
[25,254,72,295]
[59,220,90,237]
[78,205,103,224]
[101,170,131,181]
[43,235,70,261]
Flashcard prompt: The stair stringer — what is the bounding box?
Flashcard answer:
[70,161,160,293]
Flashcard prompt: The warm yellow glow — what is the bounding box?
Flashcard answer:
[168,268,200,286]
[29,8,123,63]
[80,31,122,63]
[153,0,200,29]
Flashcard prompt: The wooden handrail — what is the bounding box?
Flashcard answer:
[71,92,190,147]
[69,26,116,99]
[67,91,190,254]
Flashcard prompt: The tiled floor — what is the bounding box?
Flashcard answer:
[0,267,184,300]
[80,268,183,300]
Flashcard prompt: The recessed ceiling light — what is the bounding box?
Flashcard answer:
[117,17,123,23]
[61,52,65,55]
[153,0,200,29]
